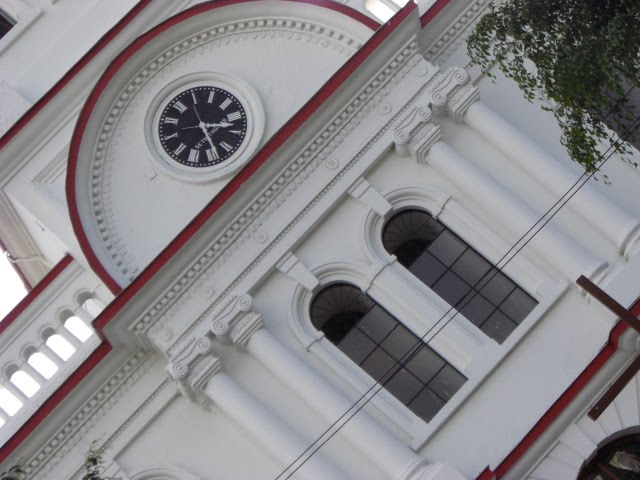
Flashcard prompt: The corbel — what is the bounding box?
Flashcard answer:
[276,253,319,291]
[348,178,392,218]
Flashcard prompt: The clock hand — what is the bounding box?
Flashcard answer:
[204,121,233,128]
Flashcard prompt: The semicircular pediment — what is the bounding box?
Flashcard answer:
[68,0,375,291]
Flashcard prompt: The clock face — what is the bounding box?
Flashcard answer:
[158,86,248,167]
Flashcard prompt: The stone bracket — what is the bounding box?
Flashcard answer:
[277,253,319,291]
[348,178,393,218]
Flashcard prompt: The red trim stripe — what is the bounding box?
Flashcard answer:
[0,0,152,151]
[0,255,73,335]
[420,0,453,28]
[66,0,379,294]
[0,342,111,463]
[488,299,640,479]
[1,1,411,460]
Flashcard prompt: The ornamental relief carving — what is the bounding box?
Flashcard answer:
[90,18,363,283]
[132,41,472,359]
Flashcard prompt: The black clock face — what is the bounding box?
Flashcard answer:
[158,86,248,167]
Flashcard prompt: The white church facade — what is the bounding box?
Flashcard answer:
[0,1,640,479]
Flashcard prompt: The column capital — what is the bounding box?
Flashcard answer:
[447,84,480,124]
[411,123,442,165]
[166,336,221,408]
[210,293,264,350]
[393,106,432,157]
[429,67,470,116]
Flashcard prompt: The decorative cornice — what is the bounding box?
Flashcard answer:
[127,38,427,352]
[23,351,155,480]
[91,17,364,283]
[421,0,490,66]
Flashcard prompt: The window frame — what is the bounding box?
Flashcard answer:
[0,0,42,54]
[288,185,566,447]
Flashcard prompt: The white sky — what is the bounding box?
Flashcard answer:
[0,252,28,321]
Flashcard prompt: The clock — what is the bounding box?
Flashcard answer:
[158,86,248,167]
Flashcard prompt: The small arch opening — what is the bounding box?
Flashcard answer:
[0,387,22,415]
[10,370,39,398]
[579,430,640,479]
[28,352,58,379]
[64,316,93,342]
[46,334,75,361]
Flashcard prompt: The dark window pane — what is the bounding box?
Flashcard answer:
[500,288,537,324]
[361,348,398,382]
[406,346,445,384]
[428,230,466,266]
[382,210,443,258]
[408,388,445,422]
[479,271,515,305]
[432,271,471,307]
[452,249,492,285]
[339,328,376,364]
[482,310,518,344]
[385,368,423,405]
[459,292,495,327]
[358,306,397,343]
[409,251,447,287]
[381,325,420,362]
[0,13,12,40]
[428,365,466,401]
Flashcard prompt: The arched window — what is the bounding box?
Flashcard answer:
[382,209,537,344]
[310,283,466,423]
[579,431,640,480]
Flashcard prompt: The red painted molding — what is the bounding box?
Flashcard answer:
[491,299,640,478]
[94,0,415,329]
[66,0,380,295]
[476,467,496,480]
[0,0,152,151]
[0,255,73,335]
[420,0,453,28]
[1,0,411,460]
[0,342,111,463]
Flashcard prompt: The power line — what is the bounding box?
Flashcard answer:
[274,116,640,479]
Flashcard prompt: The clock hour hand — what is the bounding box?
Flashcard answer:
[204,121,233,129]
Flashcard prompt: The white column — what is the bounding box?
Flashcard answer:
[203,371,350,480]
[56,325,82,349]
[464,101,640,257]
[244,326,428,480]
[428,140,608,282]
[20,362,46,384]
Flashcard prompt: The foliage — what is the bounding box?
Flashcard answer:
[467,0,640,174]
[82,442,119,480]
[1,463,25,480]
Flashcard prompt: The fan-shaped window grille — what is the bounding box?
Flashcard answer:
[579,432,640,480]
[310,283,466,423]
[382,209,537,344]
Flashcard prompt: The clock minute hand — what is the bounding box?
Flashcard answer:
[204,122,233,128]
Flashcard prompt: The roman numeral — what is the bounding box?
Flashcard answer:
[164,117,178,125]
[174,143,187,155]
[229,130,242,135]
[226,111,242,122]
[174,101,187,113]
[219,98,232,110]
[207,90,215,103]
[163,132,178,140]
[188,149,199,163]
[206,149,219,161]
[219,141,233,152]
[191,92,198,104]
